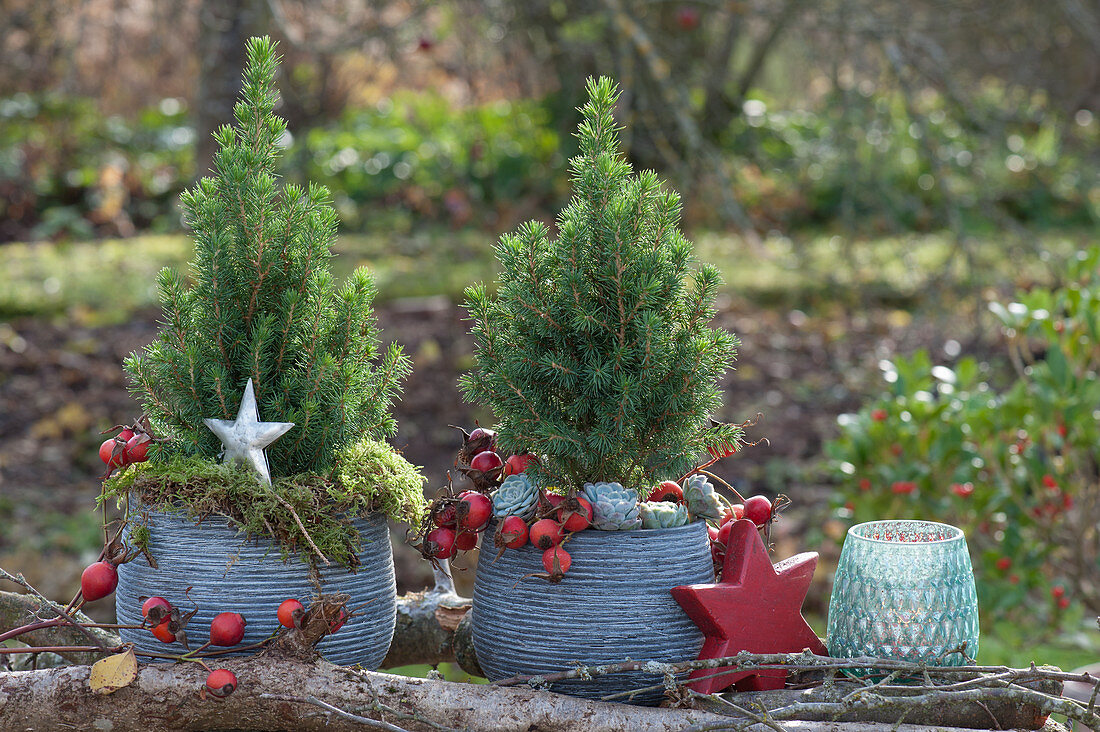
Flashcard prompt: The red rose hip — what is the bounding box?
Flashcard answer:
[141,596,171,625]
[497,516,529,549]
[470,450,503,473]
[277,598,305,629]
[742,495,772,527]
[98,438,124,468]
[502,452,537,476]
[123,434,149,463]
[150,620,177,644]
[648,480,684,503]
[425,527,457,559]
[543,546,571,575]
[209,612,246,647]
[556,496,593,532]
[457,490,492,531]
[205,668,237,698]
[80,561,118,602]
[454,530,478,551]
[529,518,564,550]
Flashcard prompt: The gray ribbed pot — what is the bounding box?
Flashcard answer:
[115,503,396,668]
[471,519,713,705]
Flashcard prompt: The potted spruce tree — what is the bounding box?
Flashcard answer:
[102,37,425,668]
[454,77,743,704]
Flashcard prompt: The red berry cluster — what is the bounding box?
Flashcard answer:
[495,491,593,581]
[97,417,162,477]
[706,493,776,577]
[418,425,585,580]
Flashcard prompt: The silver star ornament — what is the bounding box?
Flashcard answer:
[204,379,294,486]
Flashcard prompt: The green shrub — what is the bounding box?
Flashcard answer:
[827,247,1100,626]
[296,93,566,229]
[0,93,194,240]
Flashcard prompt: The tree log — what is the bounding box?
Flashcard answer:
[705,677,1061,730]
[0,655,1071,732]
[0,579,478,673]
[0,590,121,666]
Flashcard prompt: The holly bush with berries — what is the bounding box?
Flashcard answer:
[827,247,1100,625]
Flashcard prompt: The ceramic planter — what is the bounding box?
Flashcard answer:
[115,502,396,668]
[471,519,713,705]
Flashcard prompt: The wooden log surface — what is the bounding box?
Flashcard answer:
[0,655,1073,732]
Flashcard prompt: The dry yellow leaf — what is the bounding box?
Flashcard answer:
[89,648,137,695]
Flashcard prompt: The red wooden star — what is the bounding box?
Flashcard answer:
[671,518,827,693]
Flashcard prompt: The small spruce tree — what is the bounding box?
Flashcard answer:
[461,77,742,490]
[125,36,410,480]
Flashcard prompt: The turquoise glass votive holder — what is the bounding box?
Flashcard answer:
[827,520,979,665]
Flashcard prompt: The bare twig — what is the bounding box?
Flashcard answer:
[0,569,108,649]
[270,490,330,565]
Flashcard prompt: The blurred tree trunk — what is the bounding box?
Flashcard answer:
[195,0,269,178]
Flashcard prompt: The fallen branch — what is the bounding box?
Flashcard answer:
[0,654,1073,732]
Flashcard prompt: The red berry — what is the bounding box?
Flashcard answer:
[1042,474,1059,491]
[709,525,726,567]
[742,496,772,527]
[1051,585,1066,599]
[557,496,593,532]
[542,546,571,575]
[503,453,538,476]
[717,520,734,546]
[151,620,177,643]
[891,481,916,495]
[141,596,171,625]
[454,530,478,551]
[80,561,118,602]
[529,518,564,550]
[457,491,492,531]
[996,557,1012,571]
[432,502,457,527]
[124,434,149,463]
[675,6,700,31]
[951,482,974,498]
[417,36,434,52]
[470,450,503,473]
[858,478,872,491]
[1009,574,1020,585]
[871,408,887,422]
[425,527,457,559]
[329,607,348,633]
[647,481,684,504]
[1058,597,1070,610]
[209,612,246,647]
[205,668,237,698]
[544,492,564,510]
[277,598,305,629]
[99,438,124,468]
[721,504,744,524]
[497,516,529,549]
[468,427,496,446]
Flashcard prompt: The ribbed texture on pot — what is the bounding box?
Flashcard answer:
[471,519,713,705]
[115,505,396,668]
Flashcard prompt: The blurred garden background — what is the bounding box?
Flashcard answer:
[1,0,1098,672]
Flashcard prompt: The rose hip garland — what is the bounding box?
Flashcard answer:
[414,423,785,582]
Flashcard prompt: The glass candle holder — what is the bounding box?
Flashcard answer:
[827,520,979,666]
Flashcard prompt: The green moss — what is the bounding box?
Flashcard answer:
[103,442,426,568]
[331,437,428,527]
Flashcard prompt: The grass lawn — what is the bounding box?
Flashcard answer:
[2,228,1093,324]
